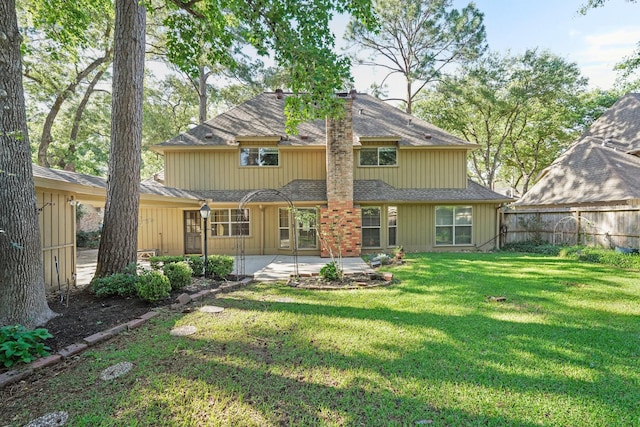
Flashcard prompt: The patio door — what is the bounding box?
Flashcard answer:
[184,211,202,254]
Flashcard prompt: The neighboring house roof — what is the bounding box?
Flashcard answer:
[580,93,640,154]
[153,92,476,150]
[514,93,640,208]
[195,179,511,204]
[514,138,640,207]
[32,164,200,202]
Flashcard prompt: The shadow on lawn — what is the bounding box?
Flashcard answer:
[198,294,638,423]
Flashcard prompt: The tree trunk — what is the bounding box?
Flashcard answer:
[406,80,412,114]
[198,65,208,123]
[0,0,56,328]
[64,66,109,171]
[37,52,112,168]
[94,0,145,278]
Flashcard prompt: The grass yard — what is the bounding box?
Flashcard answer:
[2,252,639,426]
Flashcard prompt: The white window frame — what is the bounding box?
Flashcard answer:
[278,208,291,249]
[211,208,250,237]
[239,147,279,167]
[435,206,473,246]
[294,207,318,250]
[362,206,382,248]
[387,206,397,247]
[359,147,397,166]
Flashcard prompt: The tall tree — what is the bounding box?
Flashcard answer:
[94,0,146,278]
[19,0,114,168]
[0,0,56,328]
[416,49,587,194]
[344,0,486,113]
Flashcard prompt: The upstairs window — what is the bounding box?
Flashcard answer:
[359,147,397,166]
[240,147,279,166]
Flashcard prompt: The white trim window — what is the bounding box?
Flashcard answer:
[387,206,397,247]
[240,147,279,166]
[362,207,381,248]
[435,206,472,245]
[211,208,250,237]
[359,147,397,166]
[295,208,317,249]
[279,208,291,248]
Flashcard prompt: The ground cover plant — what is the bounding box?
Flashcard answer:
[2,252,639,426]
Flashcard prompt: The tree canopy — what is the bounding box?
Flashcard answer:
[344,0,486,113]
[416,49,587,194]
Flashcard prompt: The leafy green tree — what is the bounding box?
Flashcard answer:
[344,0,486,113]
[0,0,56,328]
[416,49,587,194]
[19,0,114,169]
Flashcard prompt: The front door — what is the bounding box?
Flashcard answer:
[184,211,202,254]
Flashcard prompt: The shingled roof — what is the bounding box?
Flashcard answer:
[515,138,640,207]
[194,179,510,204]
[581,93,640,154]
[153,92,475,150]
[515,93,640,208]
[32,164,199,201]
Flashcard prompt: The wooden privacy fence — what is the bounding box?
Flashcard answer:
[501,206,640,249]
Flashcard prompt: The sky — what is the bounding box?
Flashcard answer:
[337,0,640,97]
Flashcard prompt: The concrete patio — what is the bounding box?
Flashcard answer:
[75,249,374,286]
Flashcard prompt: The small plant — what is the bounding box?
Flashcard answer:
[394,245,405,259]
[0,325,53,368]
[90,272,138,298]
[375,253,392,265]
[149,255,185,270]
[163,261,193,290]
[205,255,234,279]
[188,255,204,276]
[136,270,171,302]
[320,261,342,281]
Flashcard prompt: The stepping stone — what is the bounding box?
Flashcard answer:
[275,297,296,303]
[199,305,225,314]
[170,325,197,336]
[24,411,69,427]
[100,361,134,381]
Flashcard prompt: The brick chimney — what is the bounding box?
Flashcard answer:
[320,94,361,257]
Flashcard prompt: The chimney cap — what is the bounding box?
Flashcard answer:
[275,89,284,99]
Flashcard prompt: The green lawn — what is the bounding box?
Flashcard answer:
[3,252,639,426]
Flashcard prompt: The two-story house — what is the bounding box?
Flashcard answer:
[141,90,510,257]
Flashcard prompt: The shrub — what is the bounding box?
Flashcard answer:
[149,255,185,271]
[188,255,204,276]
[90,272,138,298]
[76,230,101,248]
[0,325,53,368]
[559,246,640,270]
[205,255,234,279]
[320,261,342,281]
[136,271,171,302]
[163,261,193,290]
[501,241,563,256]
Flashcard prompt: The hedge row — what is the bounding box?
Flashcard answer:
[149,255,234,279]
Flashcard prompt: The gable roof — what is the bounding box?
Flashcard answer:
[580,93,640,154]
[195,179,511,204]
[514,138,640,207]
[514,93,640,208]
[153,92,476,151]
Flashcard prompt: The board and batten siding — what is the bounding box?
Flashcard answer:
[37,190,75,291]
[137,208,185,256]
[164,149,326,190]
[395,203,498,252]
[354,148,468,189]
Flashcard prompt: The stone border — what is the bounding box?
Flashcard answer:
[0,277,253,389]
